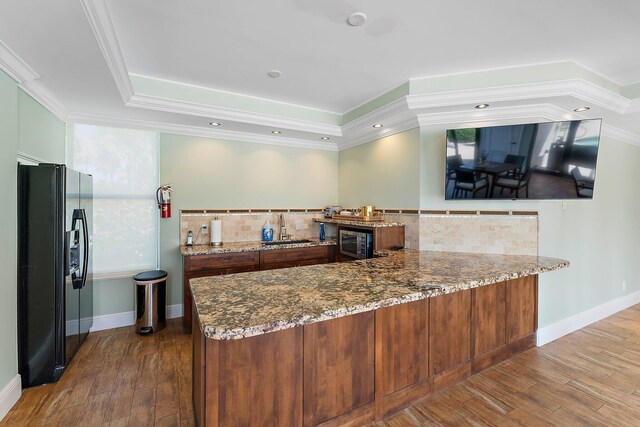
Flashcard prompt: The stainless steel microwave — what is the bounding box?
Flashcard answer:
[339,229,374,259]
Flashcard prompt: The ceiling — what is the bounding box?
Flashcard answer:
[0,0,639,149]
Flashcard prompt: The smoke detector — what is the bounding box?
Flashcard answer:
[267,70,282,78]
[347,12,367,27]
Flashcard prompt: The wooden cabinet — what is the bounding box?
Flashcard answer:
[193,275,540,425]
[303,312,375,427]
[183,245,336,328]
[260,246,335,270]
[193,310,303,427]
[506,275,537,343]
[429,290,472,392]
[471,276,538,374]
[375,299,429,419]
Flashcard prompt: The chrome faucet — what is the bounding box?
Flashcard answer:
[279,213,291,240]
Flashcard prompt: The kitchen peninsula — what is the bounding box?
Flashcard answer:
[190,249,568,426]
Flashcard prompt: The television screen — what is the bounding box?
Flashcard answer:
[445,119,601,200]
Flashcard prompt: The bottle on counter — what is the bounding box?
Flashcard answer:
[262,221,274,241]
[186,230,194,246]
[319,223,325,241]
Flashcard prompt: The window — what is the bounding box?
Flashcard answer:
[68,124,159,276]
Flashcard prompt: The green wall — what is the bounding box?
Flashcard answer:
[339,123,640,329]
[158,133,339,307]
[17,91,66,163]
[339,128,420,209]
[0,69,19,394]
[0,69,66,401]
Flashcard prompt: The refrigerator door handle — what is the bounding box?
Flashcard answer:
[71,209,89,290]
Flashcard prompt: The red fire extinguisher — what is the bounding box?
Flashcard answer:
[156,185,173,218]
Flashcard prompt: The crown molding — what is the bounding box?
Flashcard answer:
[342,97,409,135]
[415,103,640,149]
[127,93,342,136]
[337,116,419,151]
[0,38,38,83]
[19,79,68,121]
[80,0,134,102]
[626,98,640,113]
[416,104,569,128]
[601,124,640,147]
[67,112,339,152]
[407,79,631,115]
[0,37,68,120]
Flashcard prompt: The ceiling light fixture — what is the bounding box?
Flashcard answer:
[372,123,384,128]
[574,107,590,112]
[321,137,330,140]
[267,70,282,78]
[475,104,490,109]
[272,130,282,134]
[209,122,220,126]
[347,12,368,27]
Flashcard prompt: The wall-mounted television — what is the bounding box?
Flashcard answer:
[445,119,602,200]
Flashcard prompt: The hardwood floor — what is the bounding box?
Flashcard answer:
[1,319,193,426]
[4,305,640,426]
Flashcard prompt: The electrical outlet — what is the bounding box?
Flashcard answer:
[201,224,209,234]
[623,280,627,292]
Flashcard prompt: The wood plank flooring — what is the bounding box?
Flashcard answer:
[4,305,640,426]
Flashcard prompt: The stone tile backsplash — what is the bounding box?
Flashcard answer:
[180,209,537,256]
[418,213,538,256]
[180,212,332,245]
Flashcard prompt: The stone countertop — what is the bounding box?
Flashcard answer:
[190,249,569,340]
[181,238,336,256]
[313,217,405,227]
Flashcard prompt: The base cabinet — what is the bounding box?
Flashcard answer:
[193,276,538,425]
[303,312,375,426]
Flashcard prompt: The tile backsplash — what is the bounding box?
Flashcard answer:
[419,213,538,256]
[179,209,538,256]
[180,211,332,245]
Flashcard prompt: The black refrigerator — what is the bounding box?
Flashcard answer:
[17,163,93,388]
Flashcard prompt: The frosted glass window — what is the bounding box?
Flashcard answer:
[69,124,159,276]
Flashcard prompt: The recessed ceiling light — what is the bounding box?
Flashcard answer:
[267,70,282,78]
[372,123,384,128]
[321,137,330,140]
[272,130,282,134]
[209,122,220,126]
[347,12,367,27]
[475,104,490,109]
[574,107,590,112]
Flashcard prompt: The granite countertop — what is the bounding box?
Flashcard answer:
[313,217,405,227]
[190,249,569,340]
[181,238,336,256]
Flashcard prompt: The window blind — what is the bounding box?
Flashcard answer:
[68,124,159,276]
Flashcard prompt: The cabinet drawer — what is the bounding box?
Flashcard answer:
[260,246,330,264]
[184,251,260,272]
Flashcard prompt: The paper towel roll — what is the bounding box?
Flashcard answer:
[210,219,222,246]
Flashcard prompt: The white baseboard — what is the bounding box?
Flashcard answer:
[537,290,640,346]
[0,375,21,422]
[90,303,183,332]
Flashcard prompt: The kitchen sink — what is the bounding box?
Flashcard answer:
[262,239,312,246]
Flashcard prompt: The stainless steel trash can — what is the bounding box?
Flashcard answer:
[134,270,167,335]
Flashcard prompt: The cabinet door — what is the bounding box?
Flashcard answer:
[303,312,375,426]
[185,251,260,272]
[375,299,428,418]
[472,282,506,357]
[429,290,471,391]
[506,275,537,343]
[218,328,303,427]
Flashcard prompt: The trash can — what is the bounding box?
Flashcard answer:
[134,270,167,335]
